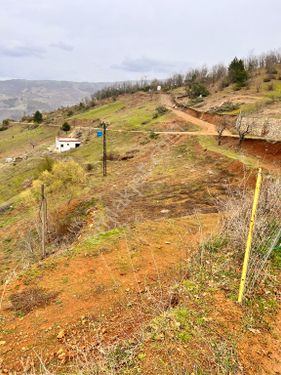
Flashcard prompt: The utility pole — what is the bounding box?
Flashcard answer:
[40,184,48,258]
[102,122,107,177]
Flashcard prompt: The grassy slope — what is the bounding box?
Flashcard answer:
[0,124,58,203]
[0,91,280,373]
[0,124,57,158]
[71,95,176,130]
[174,67,281,117]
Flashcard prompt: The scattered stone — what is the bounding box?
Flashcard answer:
[160,209,170,214]
[57,329,65,340]
[57,352,66,360]
[0,203,12,214]
[248,328,261,334]
[0,341,6,346]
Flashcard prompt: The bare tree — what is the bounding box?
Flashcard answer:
[216,116,228,146]
[30,141,36,149]
[235,112,253,147]
[261,118,270,138]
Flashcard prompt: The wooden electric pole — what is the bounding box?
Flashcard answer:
[102,122,107,177]
[40,184,48,258]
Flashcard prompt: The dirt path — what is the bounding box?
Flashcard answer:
[160,94,233,136]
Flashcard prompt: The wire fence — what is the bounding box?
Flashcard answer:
[245,174,281,297]
[221,171,280,301]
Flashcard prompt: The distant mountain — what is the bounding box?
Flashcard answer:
[0,79,110,121]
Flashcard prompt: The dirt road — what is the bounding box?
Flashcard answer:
[160,94,233,136]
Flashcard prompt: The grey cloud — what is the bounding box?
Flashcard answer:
[1,0,281,81]
[112,57,190,74]
[49,42,74,52]
[0,43,45,58]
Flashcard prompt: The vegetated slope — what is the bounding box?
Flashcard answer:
[0,79,110,121]
[0,91,280,374]
[172,65,281,140]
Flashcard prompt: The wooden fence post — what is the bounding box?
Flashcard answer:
[40,184,48,258]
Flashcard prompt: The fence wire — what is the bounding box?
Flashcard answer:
[245,175,281,297]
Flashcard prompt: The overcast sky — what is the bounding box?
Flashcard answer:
[0,0,280,82]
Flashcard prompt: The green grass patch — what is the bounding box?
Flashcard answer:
[0,157,50,204]
[74,228,124,255]
[72,101,125,120]
[200,236,227,253]
[73,99,174,130]
[0,124,57,157]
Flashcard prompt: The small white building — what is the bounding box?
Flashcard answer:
[55,137,81,153]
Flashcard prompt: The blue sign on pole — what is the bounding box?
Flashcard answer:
[96,130,103,137]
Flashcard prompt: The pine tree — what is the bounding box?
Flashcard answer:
[61,122,71,133]
[228,58,248,85]
[33,110,43,124]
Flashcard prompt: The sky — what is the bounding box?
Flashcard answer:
[0,0,281,82]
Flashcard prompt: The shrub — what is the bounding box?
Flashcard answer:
[21,115,33,122]
[187,82,209,99]
[187,97,204,107]
[155,106,168,115]
[36,157,54,174]
[10,287,58,314]
[2,119,10,126]
[210,101,240,114]
[27,123,39,130]
[85,163,94,171]
[32,160,86,197]
[0,125,8,132]
[218,79,230,90]
[106,151,121,161]
[149,131,159,139]
[48,200,88,244]
[266,67,278,75]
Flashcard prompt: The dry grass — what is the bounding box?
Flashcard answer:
[9,287,59,314]
[219,174,281,296]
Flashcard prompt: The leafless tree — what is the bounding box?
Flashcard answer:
[30,141,36,149]
[216,116,228,146]
[261,118,270,137]
[235,112,254,147]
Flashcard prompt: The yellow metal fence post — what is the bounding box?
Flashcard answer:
[238,168,262,304]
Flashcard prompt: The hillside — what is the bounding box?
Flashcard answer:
[0,73,280,374]
[0,80,110,121]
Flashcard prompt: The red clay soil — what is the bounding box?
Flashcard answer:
[222,137,281,170]
[211,293,281,375]
[238,309,281,374]
[0,214,219,372]
[186,107,237,127]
